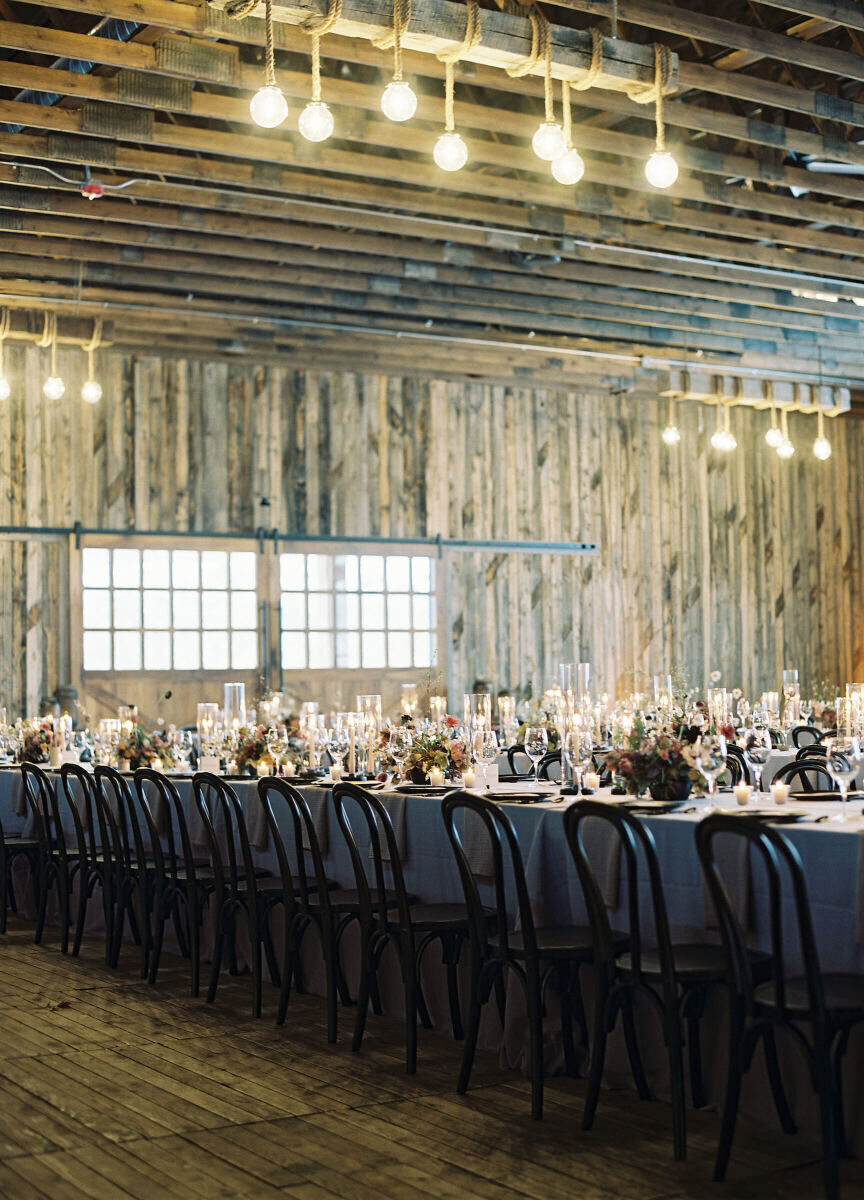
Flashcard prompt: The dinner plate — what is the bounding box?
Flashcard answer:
[393,784,453,795]
[486,790,556,804]
[735,808,810,823]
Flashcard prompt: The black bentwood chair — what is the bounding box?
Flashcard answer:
[696,814,864,1200]
[332,781,473,1074]
[564,801,770,1160]
[60,763,119,964]
[725,744,750,785]
[441,790,595,1120]
[18,763,75,945]
[792,724,821,749]
[193,773,282,1017]
[771,760,837,795]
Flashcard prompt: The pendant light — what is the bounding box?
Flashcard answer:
[249,0,289,128]
[433,0,480,173]
[299,0,342,143]
[40,313,64,401]
[532,20,565,161]
[813,409,832,460]
[777,409,795,458]
[765,397,784,448]
[81,318,103,405]
[379,0,417,122]
[551,80,585,185]
[661,396,680,446]
[638,44,677,189]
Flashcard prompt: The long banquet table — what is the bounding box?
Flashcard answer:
[2,766,864,1152]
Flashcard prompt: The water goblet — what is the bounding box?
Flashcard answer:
[389,726,414,783]
[524,725,548,784]
[825,736,861,821]
[694,733,727,808]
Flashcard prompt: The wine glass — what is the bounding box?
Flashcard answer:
[694,733,727,806]
[389,726,414,783]
[266,725,286,775]
[329,727,349,778]
[743,723,771,789]
[825,736,860,820]
[474,729,499,788]
[173,730,193,772]
[524,725,548,783]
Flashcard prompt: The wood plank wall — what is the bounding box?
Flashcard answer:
[1,343,861,716]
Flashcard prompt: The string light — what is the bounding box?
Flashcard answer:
[249,0,288,128]
[379,0,417,122]
[40,313,64,401]
[551,80,585,186]
[777,408,795,458]
[532,25,566,162]
[0,309,9,401]
[81,318,103,405]
[299,0,342,143]
[636,44,677,189]
[434,0,479,172]
[813,408,832,460]
[765,398,784,448]
[710,403,736,452]
[661,395,680,445]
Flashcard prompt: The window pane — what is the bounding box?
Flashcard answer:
[280,554,305,591]
[281,632,307,670]
[82,589,111,629]
[386,556,411,592]
[361,594,385,629]
[362,632,386,669]
[82,547,110,589]
[113,590,142,630]
[201,591,229,629]
[202,631,230,671]
[387,594,411,631]
[414,632,436,668]
[281,593,305,630]
[83,630,111,670]
[142,549,170,588]
[230,591,257,630]
[172,550,199,589]
[173,591,200,630]
[335,632,360,669]
[113,548,141,589]
[307,555,333,590]
[412,557,433,593]
[388,632,412,668]
[309,632,334,669]
[229,551,257,590]
[144,631,171,671]
[360,555,385,591]
[308,593,333,630]
[142,590,171,629]
[334,556,359,591]
[113,631,142,671]
[412,594,434,630]
[201,551,228,589]
[173,631,200,670]
[231,631,258,670]
[334,593,359,630]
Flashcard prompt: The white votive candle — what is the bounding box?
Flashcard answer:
[330,765,343,781]
[462,767,476,788]
[284,761,296,778]
[734,782,750,806]
[257,760,270,777]
[772,781,789,806]
[583,771,600,791]
[429,767,445,787]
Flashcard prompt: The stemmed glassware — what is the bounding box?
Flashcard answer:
[524,725,548,783]
[694,732,727,807]
[388,726,414,783]
[743,722,772,789]
[267,725,290,776]
[474,729,499,788]
[825,736,861,821]
[562,730,594,791]
[329,726,350,778]
[173,730,193,772]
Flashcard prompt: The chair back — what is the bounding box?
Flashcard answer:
[537,750,562,781]
[134,769,198,886]
[695,814,827,1025]
[258,777,331,919]
[94,765,155,874]
[723,753,745,786]
[441,790,537,962]
[21,762,84,864]
[505,744,530,775]
[192,773,257,901]
[59,763,102,869]
[791,724,820,748]
[795,744,826,761]
[332,781,413,935]
[771,760,835,794]
[769,729,785,747]
[564,800,675,992]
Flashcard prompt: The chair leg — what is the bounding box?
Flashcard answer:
[249,910,263,1019]
[148,903,166,986]
[171,894,190,959]
[72,873,90,957]
[57,870,71,956]
[207,907,227,1004]
[34,864,50,946]
[323,936,338,1045]
[714,1031,744,1182]
[352,936,374,1054]
[558,964,580,1078]
[622,994,652,1101]
[404,966,418,1075]
[815,1053,840,1200]
[525,972,545,1120]
[457,968,485,1096]
[444,936,464,1041]
[683,988,708,1110]
[262,915,281,989]
[276,918,295,1027]
[583,989,609,1132]
[188,895,202,999]
[666,1011,688,1161]
[764,1025,797,1135]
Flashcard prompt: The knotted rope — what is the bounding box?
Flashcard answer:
[303,0,344,102]
[374,0,411,81]
[436,0,481,133]
[625,42,673,152]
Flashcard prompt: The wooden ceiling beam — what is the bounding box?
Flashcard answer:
[732,0,864,35]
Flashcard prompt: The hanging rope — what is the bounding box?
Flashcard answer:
[610,0,618,39]
[571,27,604,92]
[505,5,548,81]
[436,0,481,133]
[81,317,103,380]
[225,0,277,86]
[0,308,9,380]
[303,0,344,102]
[374,0,411,82]
[625,42,673,152]
[36,312,54,350]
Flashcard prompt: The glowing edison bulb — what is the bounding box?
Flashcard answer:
[43,375,65,401]
[711,429,736,452]
[433,131,468,172]
[645,150,679,189]
[661,424,681,446]
[298,100,334,142]
[81,379,102,404]
[765,425,784,449]
[532,121,567,162]
[250,85,289,129]
[381,80,417,122]
[813,435,832,461]
[551,148,585,186]
[0,376,9,402]
[777,439,795,459]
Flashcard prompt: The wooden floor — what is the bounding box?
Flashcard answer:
[0,920,861,1200]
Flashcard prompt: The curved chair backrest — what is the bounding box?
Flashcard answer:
[537,750,562,781]
[505,744,530,775]
[696,814,826,1025]
[94,765,155,875]
[564,800,675,993]
[725,743,748,779]
[21,762,84,864]
[192,773,258,901]
[59,763,102,868]
[769,729,785,748]
[791,724,820,748]
[771,760,836,793]
[134,769,199,886]
[818,728,838,743]
[258,777,331,918]
[795,744,826,761]
[723,754,745,786]
[332,781,414,937]
[441,790,537,962]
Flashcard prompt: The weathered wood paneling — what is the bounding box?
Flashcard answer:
[1,345,862,714]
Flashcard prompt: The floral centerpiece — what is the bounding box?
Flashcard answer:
[116,726,172,771]
[605,719,698,802]
[19,720,53,764]
[404,717,468,782]
[235,725,269,774]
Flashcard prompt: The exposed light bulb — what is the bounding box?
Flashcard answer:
[710,429,736,453]
[0,376,9,402]
[551,148,585,186]
[765,426,784,449]
[645,149,679,189]
[532,121,567,162]
[381,80,417,122]
[81,379,102,405]
[777,439,795,459]
[250,85,288,129]
[298,100,334,142]
[433,131,468,172]
[813,435,832,461]
[724,431,738,451]
[661,424,681,446]
[43,375,65,401]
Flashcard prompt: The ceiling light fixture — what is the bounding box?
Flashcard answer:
[299,0,342,142]
[249,0,289,128]
[636,44,677,189]
[379,0,417,122]
[39,312,65,401]
[81,317,103,405]
[551,79,585,186]
[433,0,480,172]
[661,395,680,446]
